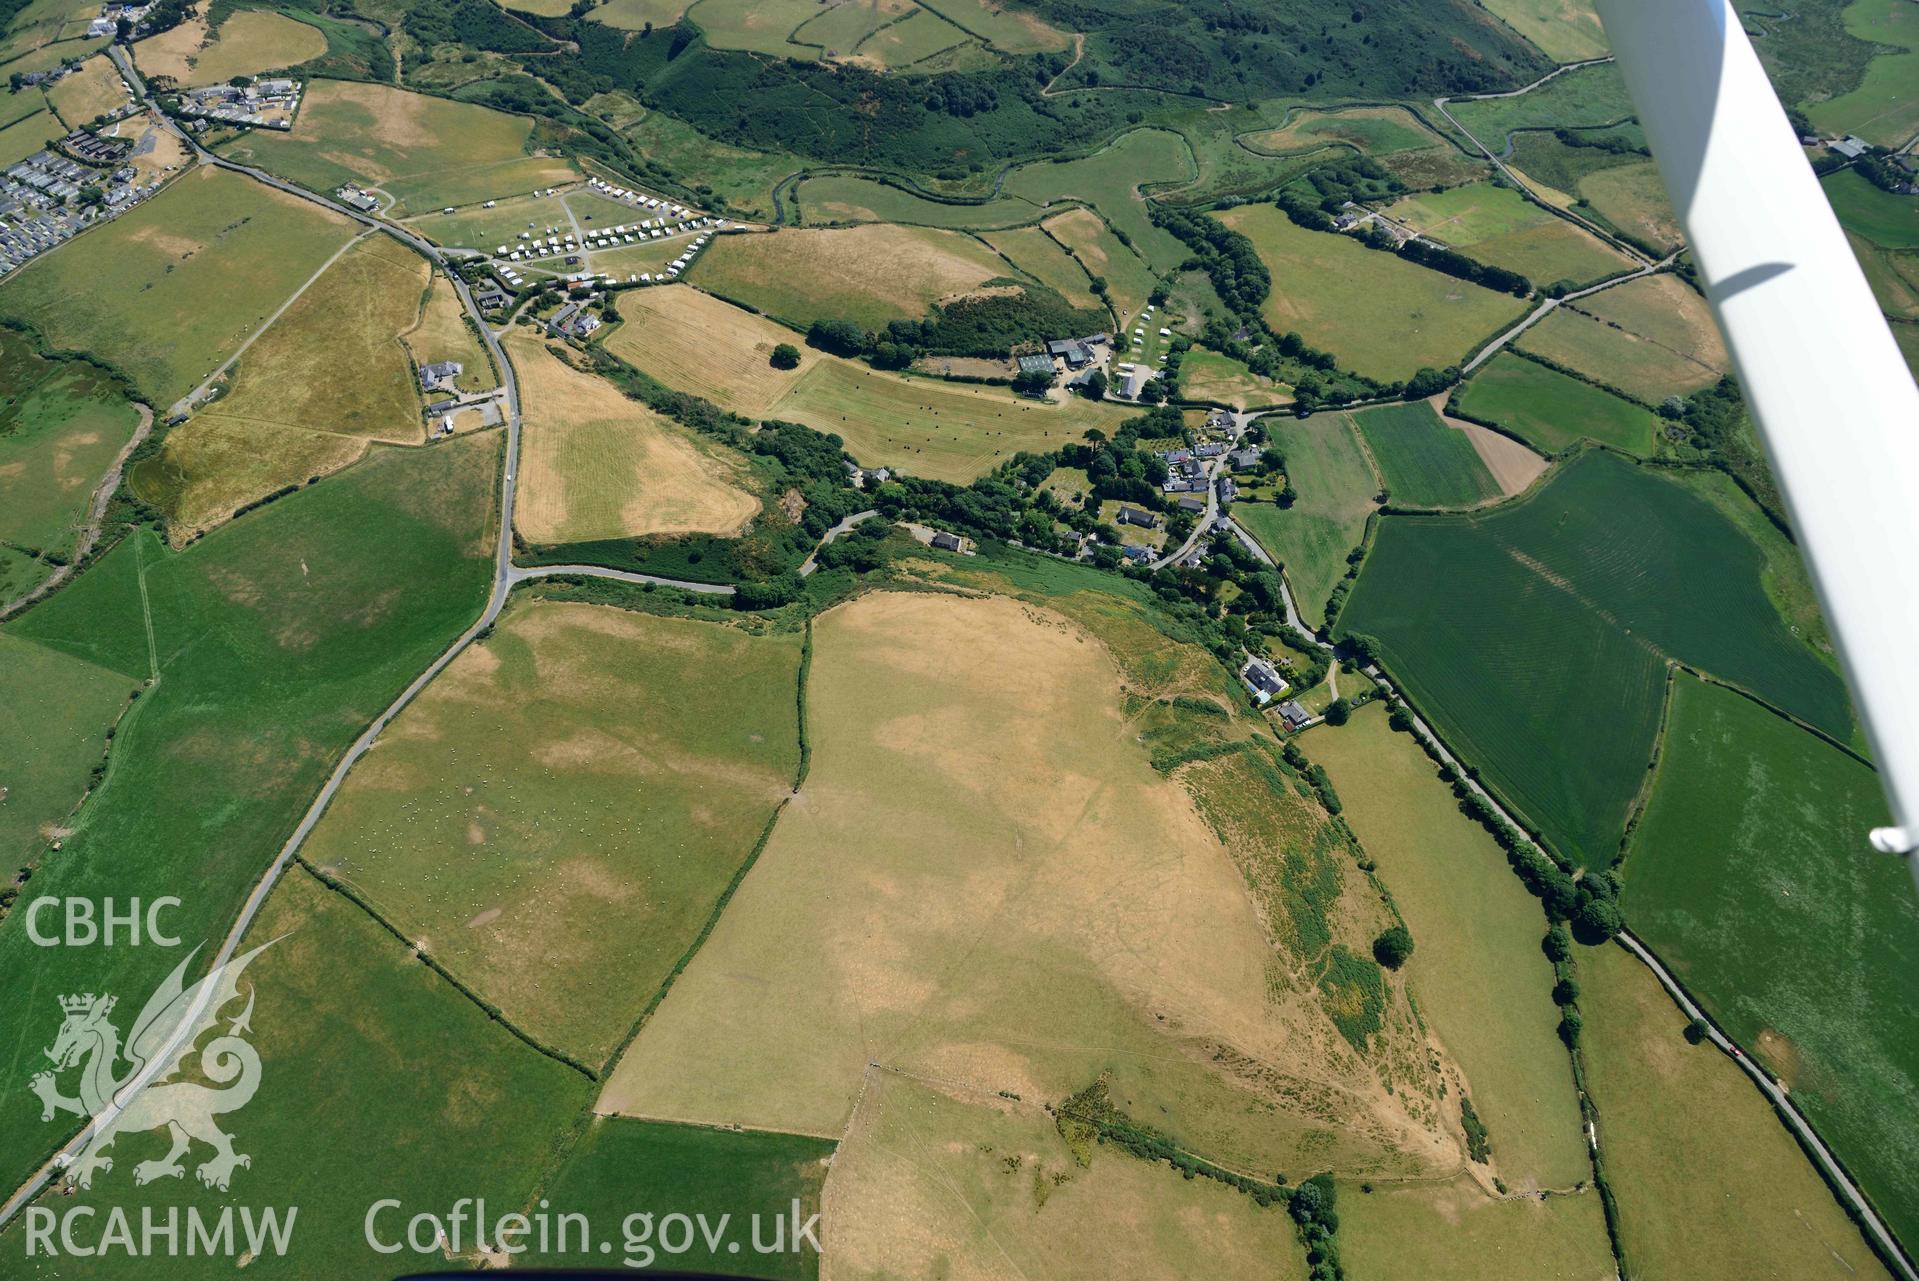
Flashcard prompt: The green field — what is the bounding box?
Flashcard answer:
[0,0,98,63]
[1,869,593,1277]
[1446,60,1637,151]
[301,601,801,1064]
[1308,704,1591,1190]
[1247,105,1446,157]
[1341,1175,1612,1280]
[0,165,356,406]
[0,105,54,167]
[617,106,805,221]
[1807,0,1919,147]
[219,79,579,215]
[0,434,498,1193]
[0,630,131,868]
[407,187,585,252]
[542,1117,832,1277]
[1341,451,1850,864]
[1621,675,1919,1250]
[854,6,973,66]
[1218,203,1527,384]
[1350,401,1501,508]
[0,328,141,578]
[1000,129,1194,272]
[1231,415,1377,628]
[1454,352,1661,454]
[1044,206,1157,333]
[795,172,1037,228]
[1824,166,1919,249]
[1383,182,1631,286]
[1579,941,1892,1281]
[981,222,1101,309]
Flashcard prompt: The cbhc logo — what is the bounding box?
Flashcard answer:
[24,897,182,947]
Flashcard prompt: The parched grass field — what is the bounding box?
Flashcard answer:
[1043,206,1156,328]
[1218,203,1527,384]
[603,590,1455,1182]
[0,164,356,406]
[404,270,495,394]
[774,356,1123,483]
[793,0,914,59]
[606,286,1124,483]
[1341,451,1850,865]
[1620,675,1919,1251]
[302,601,801,1064]
[1477,0,1608,63]
[1349,401,1501,508]
[544,1117,832,1278]
[590,0,689,26]
[406,187,582,251]
[219,80,579,216]
[1807,0,1919,147]
[509,334,760,545]
[18,868,593,1277]
[1308,703,1590,1191]
[605,284,820,415]
[1246,105,1449,158]
[1851,232,1919,319]
[794,172,1035,228]
[43,53,128,126]
[827,1075,1310,1281]
[1580,942,1891,1281]
[1232,415,1377,628]
[1381,183,1632,286]
[1572,160,1682,254]
[1454,352,1661,455]
[135,234,430,541]
[0,328,141,568]
[1340,1175,1612,1280]
[1825,166,1919,249]
[981,222,1100,308]
[132,9,325,87]
[0,435,499,1194]
[689,222,1011,330]
[851,7,974,67]
[1180,346,1288,408]
[1518,274,1729,402]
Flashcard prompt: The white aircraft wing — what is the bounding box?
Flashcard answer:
[1595,0,1919,877]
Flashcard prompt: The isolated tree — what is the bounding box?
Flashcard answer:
[1386,703,1413,733]
[1372,926,1414,970]
[1683,1018,1709,1045]
[1080,369,1107,400]
[1324,696,1352,726]
[769,342,801,370]
[1573,896,1623,943]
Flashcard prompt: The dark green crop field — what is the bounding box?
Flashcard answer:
[1341,451,1850,864]
[0,435,498,1193]
[1454,353,1662,456]
[541,1117,834,1278]
[1351,401,1500,508]
[1623,675,1919,1251]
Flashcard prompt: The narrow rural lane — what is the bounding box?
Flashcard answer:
[1432,56,1652,266]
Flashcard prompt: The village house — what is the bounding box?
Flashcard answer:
[1241,657,1290,706]
[1115,506,1159,529]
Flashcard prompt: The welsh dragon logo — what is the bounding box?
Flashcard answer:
[30,941,276,1192]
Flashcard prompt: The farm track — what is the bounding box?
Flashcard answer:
[5,50,1908,1277]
